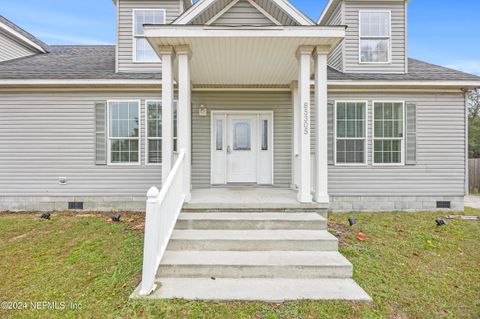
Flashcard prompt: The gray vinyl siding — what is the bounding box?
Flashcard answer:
[211,0,275,26]
[344,0,406,73]
[117,0,180,73]
[325,1,344,72]
[191,91,292,188]
[0,31,35,62]
[191,0,298,25]
[323,92,466,196]
[0,91,162,196]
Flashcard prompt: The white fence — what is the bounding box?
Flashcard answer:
[139,149,186,295]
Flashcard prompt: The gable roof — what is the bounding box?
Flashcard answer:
[0,16,49,53]
[173,0,315,25]
[0,46,478,88]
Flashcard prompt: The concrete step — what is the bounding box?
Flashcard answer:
[133,278,371,301]
[158,250,352,279]
[168,229,338,251]
[182,208,328,218]
[175,212,327,230]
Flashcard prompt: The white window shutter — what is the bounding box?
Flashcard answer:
[405,102,417,165]
[327,100,335,165]
[95,101,107,165]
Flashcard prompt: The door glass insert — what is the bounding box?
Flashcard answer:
[261,119,268,151]
[216,119,223,151]
[233,120,251,151]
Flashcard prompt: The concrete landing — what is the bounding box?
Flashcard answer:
[131,278,372,302]
[183,188,328,211]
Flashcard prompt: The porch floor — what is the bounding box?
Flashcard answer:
[184,187,329,211]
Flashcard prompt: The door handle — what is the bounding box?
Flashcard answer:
[227,145,232,154]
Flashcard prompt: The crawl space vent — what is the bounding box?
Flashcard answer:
[436,201,451,209]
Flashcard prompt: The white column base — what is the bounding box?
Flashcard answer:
[314,194,330,203]
[297,192,313,203]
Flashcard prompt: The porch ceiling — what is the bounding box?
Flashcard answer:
[145,25,345,86]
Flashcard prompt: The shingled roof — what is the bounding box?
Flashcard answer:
[0,45,478,83]
[0,15,50,52]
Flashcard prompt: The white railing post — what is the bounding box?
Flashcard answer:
[139,186,160,295]
[138,149,187,296]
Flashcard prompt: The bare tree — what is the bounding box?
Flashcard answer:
[468,88,480,120]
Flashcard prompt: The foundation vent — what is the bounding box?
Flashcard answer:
[68,202,84,210]
[436,201,451,209]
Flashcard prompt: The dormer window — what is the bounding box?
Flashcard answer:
[359,11,391,63]
[133,9,165,62]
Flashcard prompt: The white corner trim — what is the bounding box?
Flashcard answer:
[269,0,314,25]
[206,0,242,25]
[173,0,217,24]
[0,21,46,53]
[317,0,336,24]
[246,0,282,26]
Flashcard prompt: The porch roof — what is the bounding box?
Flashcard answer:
[144,25,345,86]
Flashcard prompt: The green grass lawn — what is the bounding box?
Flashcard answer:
[0,209,479,319]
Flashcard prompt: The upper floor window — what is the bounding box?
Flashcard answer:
[359,11,391,63]
[133,9,165,62]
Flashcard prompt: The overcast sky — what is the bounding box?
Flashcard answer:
[1,0,479,75]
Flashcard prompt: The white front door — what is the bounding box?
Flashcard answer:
[211,111,273,185]
[227,115,257,183]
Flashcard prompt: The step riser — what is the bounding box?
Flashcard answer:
[182,209,328,218]
[167,240,338,251]
[175,220,327,230]
[158,265,352,279]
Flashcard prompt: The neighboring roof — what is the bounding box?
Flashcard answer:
[0,15,50,52]
[0,46,478,86]
[0,45,159,80]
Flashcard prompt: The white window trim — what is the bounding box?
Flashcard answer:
[371,100,405,166]
[132,8,165,63]
[358,10,392,65]
[107,100,142,165]
[144,99,178,165]
[334,100,368,166]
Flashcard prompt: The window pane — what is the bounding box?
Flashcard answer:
[109,102,139,138]
[233,120,251,151]
[337,120,346,138]
[134,10,165,36]
[136,38,160,62]
[148,139,162,163]
[360,39,389,63]
[261,120,268,151]
[360,12,390,37]
[216,120,223,151]
[147,101,161,138]
[337,103,346,120]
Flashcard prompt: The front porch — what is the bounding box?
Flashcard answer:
[144,25,346,204]
[184,187,329,211]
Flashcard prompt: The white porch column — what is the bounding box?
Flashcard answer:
[314,46,330,203]
[176,45,192,202]
[159,46,175,184]
[291,81,299,190]
[296,46,313,203]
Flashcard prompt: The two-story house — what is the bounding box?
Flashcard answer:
[0,0,479,300]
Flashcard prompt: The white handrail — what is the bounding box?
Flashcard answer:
[139,149,186,295]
